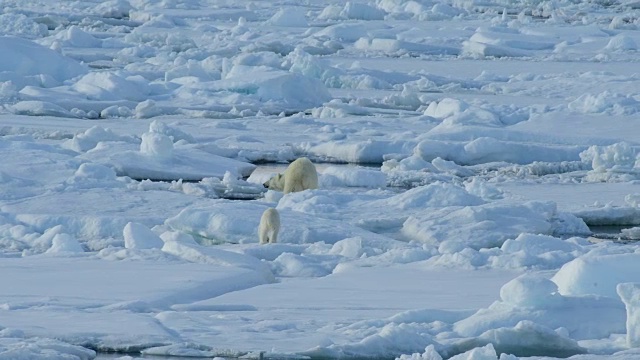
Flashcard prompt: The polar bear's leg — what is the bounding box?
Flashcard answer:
[259,228,268,244]
[268,228,278,244]
[259,220,269,244]
[284,180,303,194]
[283,180,292,194]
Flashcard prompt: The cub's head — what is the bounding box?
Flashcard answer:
[263,173,285,191]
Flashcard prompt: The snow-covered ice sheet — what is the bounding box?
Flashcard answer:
[0,247,273,353]
[151,265,517,356]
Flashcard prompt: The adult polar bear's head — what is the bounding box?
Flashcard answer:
[263,173,285,191]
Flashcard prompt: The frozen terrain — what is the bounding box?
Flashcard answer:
[3,0,640,359]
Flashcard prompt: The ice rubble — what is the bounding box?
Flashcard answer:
[454,273,625,341]
[0,36,87,88]
[75,122,257,180]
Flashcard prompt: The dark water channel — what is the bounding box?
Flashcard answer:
[250,161,376,177]
[588,225,640,243]
[94,355,220,360]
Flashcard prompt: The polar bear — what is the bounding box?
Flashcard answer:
[259,208,280,244]
[263,157,318,194]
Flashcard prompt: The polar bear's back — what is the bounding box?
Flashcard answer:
[260,207,280,228]
[283,157,318,194]
[259,207,280,244]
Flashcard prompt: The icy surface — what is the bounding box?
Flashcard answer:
[3,0,640,359]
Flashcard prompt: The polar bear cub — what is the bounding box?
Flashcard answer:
[259,208,280,244]
[263,157,318,194]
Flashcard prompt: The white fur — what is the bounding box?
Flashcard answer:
[259,208,280,244]
[264,157,318,194]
